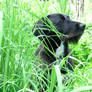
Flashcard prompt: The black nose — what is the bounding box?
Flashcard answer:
[79,23,86,30]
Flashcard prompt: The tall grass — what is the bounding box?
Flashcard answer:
[0,0,92,92]
[0,0,35,91]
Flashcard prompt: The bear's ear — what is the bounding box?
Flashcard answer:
[32,18,50,41]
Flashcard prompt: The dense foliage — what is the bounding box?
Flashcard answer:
[0,0,92,92]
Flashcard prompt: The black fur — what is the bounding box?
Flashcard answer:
[32,14,85,73]
[32,13,85,91]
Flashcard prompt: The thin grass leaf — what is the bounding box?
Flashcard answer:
[47,65,57,92]
[17,88,35,92]
[0,12,3,47]
[54,65,63,92]
[71,86,92,92]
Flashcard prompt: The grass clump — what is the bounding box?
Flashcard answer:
[0,0,92,92]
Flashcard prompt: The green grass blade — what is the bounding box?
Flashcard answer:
[71,86,92,92]
[0,12,3,47]
[54,65,63,92]
[47,66,57,92]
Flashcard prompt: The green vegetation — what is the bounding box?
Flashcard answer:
[0,0,92,92]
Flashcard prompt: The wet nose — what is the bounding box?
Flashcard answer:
[79,23,86,30]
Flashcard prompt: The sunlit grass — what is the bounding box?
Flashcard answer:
[0,0,92,92]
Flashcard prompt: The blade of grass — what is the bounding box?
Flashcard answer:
[47,66,57,92]
[3,49,9,92]
[54,65,63,92]
[71,86,92,92]
[0,12,3,47]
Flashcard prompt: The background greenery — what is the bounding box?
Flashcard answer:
[0,0,92,92]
